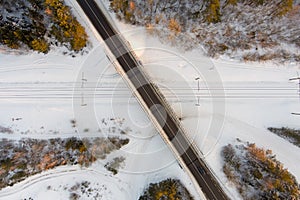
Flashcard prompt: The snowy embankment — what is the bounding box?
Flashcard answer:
[0,0,300,199]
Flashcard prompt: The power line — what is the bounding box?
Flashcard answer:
[0,82,299,100]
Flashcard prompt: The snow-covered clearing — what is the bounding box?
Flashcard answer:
[0,0,299,199]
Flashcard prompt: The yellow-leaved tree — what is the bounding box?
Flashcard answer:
[168,18,182,35]
[276,0,293,16]
[70,21,88,51]
[205,0,221,23]
[31,39,49,53]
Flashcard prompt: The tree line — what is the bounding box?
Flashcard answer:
[110,0,294,24]
[0,0,88,53]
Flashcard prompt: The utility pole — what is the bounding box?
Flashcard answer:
[195,77,200,92]
[195,77,200,107]
[289,72,300,115]
[289,72,300,95]
[81,72,87,106]
[195,96,200,107]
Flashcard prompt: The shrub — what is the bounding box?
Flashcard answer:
[139,179,194,200]
[268,127,300,147]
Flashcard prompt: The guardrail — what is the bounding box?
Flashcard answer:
[93,0,121,34]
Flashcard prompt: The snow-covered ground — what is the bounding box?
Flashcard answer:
[0,0,300,199]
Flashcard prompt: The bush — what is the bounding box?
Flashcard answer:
[268,127,300,147]
[65,137,86,151]
[139,179,194,200]
[104,157,125,175]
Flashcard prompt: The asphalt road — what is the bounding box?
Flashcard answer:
[76,0,230,199]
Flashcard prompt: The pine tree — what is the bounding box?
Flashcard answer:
[224,0,238,7]
[277,0,293,16]
[205,0,221,23]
